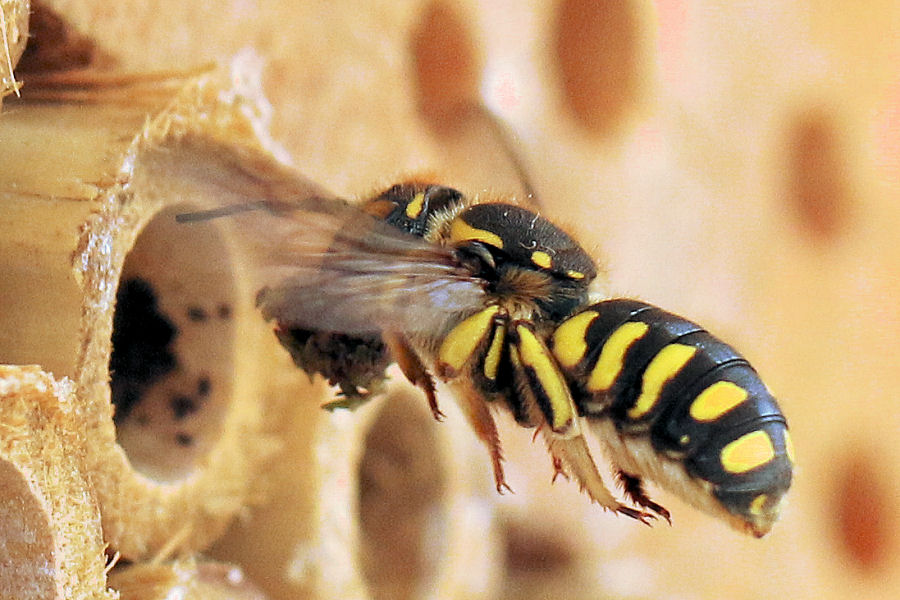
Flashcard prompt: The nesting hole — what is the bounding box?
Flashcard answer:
[498,518,582,600]
[554,0,644,136]
[785,109,850,242]
[503,520,576,575]
[410,2,540,203]
[111,205,237,482]
[0,461,55,599]
[358,390,447,600]
[833,446,893,572]
[411,1,482,133]
[15,1,110,74]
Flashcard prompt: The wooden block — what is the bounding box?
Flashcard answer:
[208,378,503,600]
[7,1,900,599]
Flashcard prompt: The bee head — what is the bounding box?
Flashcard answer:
[448,203,597,320]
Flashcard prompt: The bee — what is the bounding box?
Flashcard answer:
[177,150,792,538]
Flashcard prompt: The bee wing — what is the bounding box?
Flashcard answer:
[244,199,487,336]
[171,139,485,335]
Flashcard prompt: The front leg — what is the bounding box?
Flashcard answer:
[448,379,511,493]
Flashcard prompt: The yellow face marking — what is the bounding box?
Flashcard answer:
[628,343,697,420]
[749,494,769,516]
[551,310,599,369]
[720,430,776,474]
[483,325,505,381]
[531,250,552,269]
[566,270,585,280]
[516,324,574,433]
[587,321,650,393]
[689,381,748,422]
[438,306,500,374]
[450,217,504,248]
[679,434,691,446]
[784,430,796,464]
[405,191,425,219]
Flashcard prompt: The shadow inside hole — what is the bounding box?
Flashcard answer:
[15,0,111,73]
[358,390,447,600]
[411,1,481,134]
[833,447,892,573]
[409,2,540,207]
[110,205,236,482]
[786,109,850,242]
[554,0,644,136]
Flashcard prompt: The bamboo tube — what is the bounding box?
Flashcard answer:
[1,54,506,599]
[0,365,115,600]
[0,61,285,560]
[0,0,27,102]
[108,558,268,600]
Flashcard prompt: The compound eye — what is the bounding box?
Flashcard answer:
[423,185,465,216]
[454,241,498,277]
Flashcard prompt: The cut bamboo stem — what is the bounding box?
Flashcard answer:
[0,60,284,560]
[0,0,27,102]
[108,558,268,600]
[0,365,115,600]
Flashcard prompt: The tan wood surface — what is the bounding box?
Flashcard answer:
[2,1,898,599]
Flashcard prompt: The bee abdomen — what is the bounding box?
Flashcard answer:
[654,355,793,518]
[552,300,778,432]
[552,299,710,419]
[551,299,794,529]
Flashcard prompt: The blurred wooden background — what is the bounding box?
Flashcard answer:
[3,1,899,598]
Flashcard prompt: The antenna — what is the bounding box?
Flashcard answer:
[467,102,542,211]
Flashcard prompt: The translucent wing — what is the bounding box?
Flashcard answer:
[169,136,486,335]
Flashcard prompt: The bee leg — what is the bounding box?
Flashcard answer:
[542,432,654,525]
[321,396,373,412]
[506,321,654,522]
[617,471,671,524]
[451,379,511,493]
[383,332,444,421]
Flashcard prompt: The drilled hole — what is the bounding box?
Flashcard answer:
[554,0,644,135]
[358,390,446,600]
[786,109,850,242]
[15,1,109,73]
[504,521,576,575]
[111,205,236,482]
[833,447,892,572]
[411,1,481,132]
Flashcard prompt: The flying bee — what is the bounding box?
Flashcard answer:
[177,143,793,537]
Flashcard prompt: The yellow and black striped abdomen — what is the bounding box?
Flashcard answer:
[551,299,793,528]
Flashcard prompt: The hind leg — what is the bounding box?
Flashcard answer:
[617,471,671,523]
